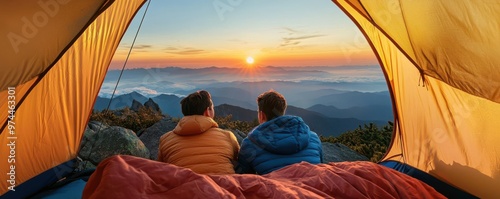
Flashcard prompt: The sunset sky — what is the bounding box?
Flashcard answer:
[109,0,377,69]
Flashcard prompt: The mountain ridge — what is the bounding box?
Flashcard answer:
[94,91,390,137]
[307,104,393,121]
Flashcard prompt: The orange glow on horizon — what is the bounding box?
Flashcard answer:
[109,46,377,70]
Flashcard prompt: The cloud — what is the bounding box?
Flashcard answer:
[114,44,154,54]
[279,27,326,47]
[282,27,300,35]
[280,34,325,47]
[134,44,153,49]
[117,86,159,97]
[164,47,207,55]
[280,41,301,47]
[283,34,325,41]
[120,44,153,50]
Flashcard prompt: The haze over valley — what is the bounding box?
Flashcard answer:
[96,65,393,137]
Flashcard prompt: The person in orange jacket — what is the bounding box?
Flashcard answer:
[158,90,240,174]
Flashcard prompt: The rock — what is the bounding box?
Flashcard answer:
[79,126,97,159]
[139,117,177,159]
[131,99,144,112]
[144,98,161,113]
[321,142,369,163]
[78,126,150,166]
[77,121,112,170]
[87,120,109,132]
[76,160,97,171]
[231,129,247,145]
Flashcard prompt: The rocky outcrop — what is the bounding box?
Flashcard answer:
[80,119,368,170]
[321,142,369,163]
[139,117,177,159]
[144,98,161,113]
[131,99,144,112]
[78,125,150,170]
[86,120,109,132]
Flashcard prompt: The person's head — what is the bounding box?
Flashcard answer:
[180,90,214,118]
[257,90,287,123]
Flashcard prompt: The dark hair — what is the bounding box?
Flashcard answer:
[257,90,286,121]
[181,90,212,116]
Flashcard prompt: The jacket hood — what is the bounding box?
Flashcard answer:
[173,115,218,136]
[248,115,310,155]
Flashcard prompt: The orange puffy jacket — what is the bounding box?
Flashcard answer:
[158,115,240,174]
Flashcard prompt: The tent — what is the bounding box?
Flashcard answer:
[332,0,500,198]
[0,0,145,198]
[1,0,499,198]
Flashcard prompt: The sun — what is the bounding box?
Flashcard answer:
[246,56,254,64]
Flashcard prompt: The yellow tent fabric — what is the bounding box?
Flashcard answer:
[0,0,145,196]
[333,0,500,198]
[2,0,498,197]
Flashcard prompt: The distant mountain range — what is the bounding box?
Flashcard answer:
[306,104,393,121]
[99,66,389,99]
[286,106,386,137]
[95,66,394,136]
[93,91,391,137]
[95,89,392,117]
[214,104,257,122]
[94,91,183,117]
[94,91,254,118]
[95,91,148,111]
[212,104,386,137]
[290,91,391,109]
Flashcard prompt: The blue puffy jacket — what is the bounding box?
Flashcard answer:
[237,115,323,174]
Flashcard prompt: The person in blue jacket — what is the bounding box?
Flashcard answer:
[237,90,323,174]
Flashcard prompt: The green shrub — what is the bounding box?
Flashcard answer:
[321,122,393,162]
[214,115,259,134]
[90,107,164,133]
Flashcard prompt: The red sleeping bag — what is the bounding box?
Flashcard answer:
[83,155,445,199]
